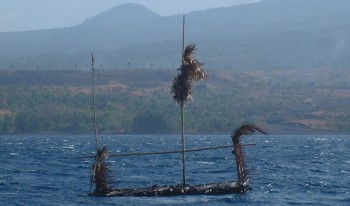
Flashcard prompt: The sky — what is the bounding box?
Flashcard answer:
[0,0,260,32]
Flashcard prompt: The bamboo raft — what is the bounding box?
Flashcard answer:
[84,20,266,196]
[81,124,266,197]
[91,182,250,197]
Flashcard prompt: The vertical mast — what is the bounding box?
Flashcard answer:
[91,52,98,152]
[181,15,186,187]
[182,15,185,65]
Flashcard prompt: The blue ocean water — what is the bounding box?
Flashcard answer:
[1,134,349,205]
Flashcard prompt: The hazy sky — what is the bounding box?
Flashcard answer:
[0,0,260,32]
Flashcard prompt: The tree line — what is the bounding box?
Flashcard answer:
[0,69,349,134]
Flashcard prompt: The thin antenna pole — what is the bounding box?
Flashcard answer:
[90,52,99,194]
[181,15,186,187]
[181,15,185,65]
[181,102,186,186]
[91,52,98,152]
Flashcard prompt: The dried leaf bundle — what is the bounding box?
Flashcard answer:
[92,146,113,194]
[171,72,192,104]
[182,44,207,81]
[231,124,267,187]
[171,44,207,104]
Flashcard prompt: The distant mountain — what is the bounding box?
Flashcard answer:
[81,3,160,26]
[1,0,350,71]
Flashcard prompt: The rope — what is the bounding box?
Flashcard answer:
[78,144,255,159]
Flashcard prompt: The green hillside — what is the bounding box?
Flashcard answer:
[0,68,349,134]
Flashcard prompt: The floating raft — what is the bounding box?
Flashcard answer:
[86,124,266,197]
[90,181,250,197]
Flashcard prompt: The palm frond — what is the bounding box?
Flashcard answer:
[231,124,266,188]
[182,44,207,82]
[171,73,192,104]
[172,44,207,105]
[232,124,267,143]
[92,146,113,194]
[183,44,197,61]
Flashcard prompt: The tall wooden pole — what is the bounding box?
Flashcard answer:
[182,16,185,64]
[181,15,186,187]
[180,102,186,186]
[90,53,99,194]
[91,53,98,152]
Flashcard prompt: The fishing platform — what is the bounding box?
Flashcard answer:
[79,124,266,197]
[83,40,266,196]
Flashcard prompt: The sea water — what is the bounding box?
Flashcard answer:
[0,135,349,205]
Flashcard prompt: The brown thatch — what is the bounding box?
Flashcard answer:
[91,146,113,194]
[171,44,207,104]
[182,44,207,81]
[171,72,192,104]
[231,124,267,188]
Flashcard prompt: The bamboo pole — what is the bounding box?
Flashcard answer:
[91,53,98,152]
[181,16,185,64]
[180,15,186,187]
[181,102,186,186]
[90,52,98,194]
[78,144,256,159]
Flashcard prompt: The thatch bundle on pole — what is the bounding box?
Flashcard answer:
[89,53,113,195]
[91,146,113,194]
[171,44,207,104]
[171,43,207,187]
[231,124,267,189]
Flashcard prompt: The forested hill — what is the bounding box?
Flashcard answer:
[0,68,349,134]
[1,0,350,70]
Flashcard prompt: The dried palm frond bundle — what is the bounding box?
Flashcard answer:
[182,44,207,81]
[171,72,192,104]
[171,43,207,186]
[171,44,207,104]
[91,146,113,194]
[231,124,267,188]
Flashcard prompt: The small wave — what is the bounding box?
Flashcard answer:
[197,161,214,165]
[10,153,19,155]
[313,137,328,142]
[62,145,74,149]
[268,188,280,193]
[24,169,38,172]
